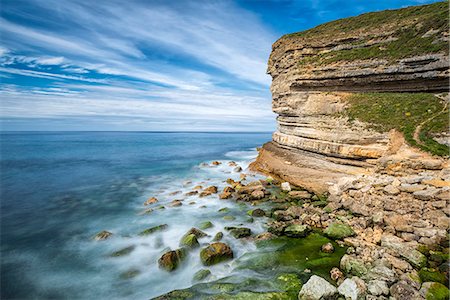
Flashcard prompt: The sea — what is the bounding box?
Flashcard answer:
[0,131,272,299]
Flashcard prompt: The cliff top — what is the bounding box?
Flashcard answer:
[272,1,448,65]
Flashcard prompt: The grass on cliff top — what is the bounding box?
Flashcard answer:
[292,1,449,65]
[344,93,449,156]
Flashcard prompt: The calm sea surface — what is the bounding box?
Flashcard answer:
[0,132,271,299]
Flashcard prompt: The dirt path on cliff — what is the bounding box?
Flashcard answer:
[413,94,449,146]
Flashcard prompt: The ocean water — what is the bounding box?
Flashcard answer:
[0,131,272,299]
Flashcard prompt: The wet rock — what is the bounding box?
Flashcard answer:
[381,234,427,268]
[119,269,140,280]
[211,161,221,166]
[321,242,335,253]
[338,277,366,300]
[281,182,291,191]
[225,227,251,238]
[324,222,355,240]
[180,234,199,248]
[200,186,218,197]
[198,221,214,230]
[218,207,230,213]
[288,190,311,199]
[249,208,266,217]
[110,245,135,257]
[234,166,242,172]
[298,275,337,300]
[185,227,207,238]
[138,224,168,236]
[340,254,368,277]
[228,161,237,167]
[169,199,183,207]
[390,281,423,299]
[255,232,275,241]
[219,191,233,199]
[200,242,233,266]
[158,249,186,271]
[193,269,211,282]
[213,232,223,241]
[138,208,154,215]
[94,230,112,241]
[223,215,236,221]
[169,191,181,196]
[367,280,389,296]
[419,282,450,300]
[284,224,310,238]
[193,185,203,190]
[144,197,158,205]
[185,191,198,196]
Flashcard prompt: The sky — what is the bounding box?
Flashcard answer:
[0,0,441,131]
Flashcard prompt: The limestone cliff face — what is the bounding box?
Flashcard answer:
[251,2,449,194]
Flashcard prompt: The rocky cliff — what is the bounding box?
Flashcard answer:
[251,2,449,194]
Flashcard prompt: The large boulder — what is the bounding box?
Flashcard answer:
[324,222,355,240]
[200,242,233,266]
[298,275,337,300]
[381,234,427,268]
[337,277,366,300]
[158,249,186,271]
[419,282,450,300]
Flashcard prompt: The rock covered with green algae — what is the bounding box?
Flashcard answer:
[180,234,199,249]
[283,224,310,238]
[419,268,448,285]
[158,249,186,271]
[238,234,346,281]
[198,221,214,230]
[200,242,233,266]
[138,224,168,236]
[109,245,135,257]
[323,222,355,240]
[224,227,251,239]
[419,282,450,300]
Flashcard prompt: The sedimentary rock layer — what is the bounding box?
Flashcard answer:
[251,2,450,193]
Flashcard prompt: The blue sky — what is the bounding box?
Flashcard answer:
[0,0,440,131]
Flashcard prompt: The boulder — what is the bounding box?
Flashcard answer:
[298,275,337,300]
[381,234,427,268]
[365,265,397,283]
[200,186,218,197]
[211,161,221,166]
[109,245,135,257]
[180,234,199,248]
[390,281,423,299]
[185,227,207,238]
[225,227,251,238]
[324,222,355,240]
[158,249,186,271]
[200,242,233,266]
[251,190,265,200]
[213,232,223,241]
[367,280,389,296]
[284,224,310,238]
[138,224,168,236]
[198,221,214,230]
[144,197,158,205]
[93,230,112,241]
[234,166,243,172]
[338,277,366,300]
[169,200,183,207]
[419,282,450,300]
[250,208,266,217]
[340,255,368,277]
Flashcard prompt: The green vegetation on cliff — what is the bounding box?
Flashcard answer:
[291,1,449,65]
[344,93,449,156]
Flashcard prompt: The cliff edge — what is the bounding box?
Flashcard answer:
[251,2,449,194]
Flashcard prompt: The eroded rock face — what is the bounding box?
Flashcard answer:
[250,3,449,194]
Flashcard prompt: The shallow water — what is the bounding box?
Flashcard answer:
[0,132,272,299]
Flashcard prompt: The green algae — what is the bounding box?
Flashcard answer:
[424,282,450,300]
[323,222,355,240]
[419,268,448,285]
